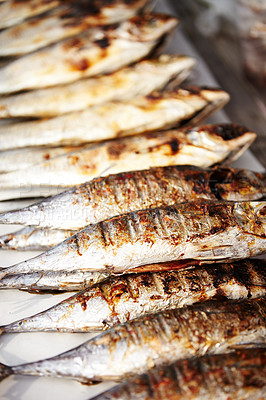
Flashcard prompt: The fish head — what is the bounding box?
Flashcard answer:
[115,13,179,42]
[186,123,257,164]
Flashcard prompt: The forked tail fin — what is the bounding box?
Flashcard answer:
[0,363,12,382]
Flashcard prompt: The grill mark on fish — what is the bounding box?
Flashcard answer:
[94,348,266,399]
[2,199,265,279]
[0,298,264,384]
[1,259,264,333]
[0,13,178,94]
[0,124,257,201]
[0,86,229,150]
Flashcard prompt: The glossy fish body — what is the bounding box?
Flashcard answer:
[0,268,111,292]
[0,13,178,94]
[0,0,64,29]
[0,55,195,118]
[0,0,153,55]
[0,124,256,200]
[0,165,264,231]
[1,259,265,333]
[0,226,75,251]
[91,348,266,400]
[0,145,82,173]
[0,200,265,279]
[0,86,229,150]
[0,298,265,383]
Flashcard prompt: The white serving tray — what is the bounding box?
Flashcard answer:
[0,1,264,399]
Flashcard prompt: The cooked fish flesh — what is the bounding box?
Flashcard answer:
[0,0,64,29]
[0,145,83,173]
[0,165,264,231]
[0,86,229,150]
[0,298,265,383]
[0,55,195,118]
[90,348,266,400]
[0,124,256,200]
[0,0,153,55]
[0,200,265,279]
[1,259,265,333]
[0,13,178,94]
[0,226,75,251]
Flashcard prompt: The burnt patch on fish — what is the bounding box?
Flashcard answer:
[63,37,84,51]
[94,38,110,49]
[202,123,250,141]
[69,58,90,71]
[107,142,128,159]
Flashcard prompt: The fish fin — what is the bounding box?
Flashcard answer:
[0,363,12,382]
[0,326,5,335]
[229,342,266,350]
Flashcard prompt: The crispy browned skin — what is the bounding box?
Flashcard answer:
[72,165,266,210]
[3,298,265,383]
[1,259,265,333]
[92,348,266,399]
[1,200,265,280]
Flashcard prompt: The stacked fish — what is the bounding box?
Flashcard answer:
[0,1,265,399]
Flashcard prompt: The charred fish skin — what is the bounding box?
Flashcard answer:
[0,0,154,56]
[91,348,266,400]
[0,200,265,279]
[1,298,265,383]
[0,13,178,94]
[1,259,265,333]
[0,55,195,118]
[0,86,229,151]
[0,165,264,231]
[0,124,257,200]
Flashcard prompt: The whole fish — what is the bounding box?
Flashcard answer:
[0,0,153,56]
[0,0,65,29]
[0,298,265,383]
[0,55,195,118]
[0,145,83,173]
[1,259,265,333]
[91,348,266,400]
[0,226,75,251]
[0,165,264,231]
[0,86,229,150]
[0,13,178,94]
[0,200,265,280]
[0,124,256,200]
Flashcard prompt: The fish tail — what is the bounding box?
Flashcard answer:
[0,232,13,249]
[0,267,12,281]
[0,363,12,382]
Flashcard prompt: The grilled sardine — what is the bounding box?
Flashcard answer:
[0,200,265,279]
[0,298,265,383]
[91,348,266,400]
[0,55,195,118]
[0,165,264,230]
[0,86,229,150]
[0,124,256,200]
[0,0,153,55]
[0,13,178,93]
[0,0,64,29]
[1,259,265,332]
